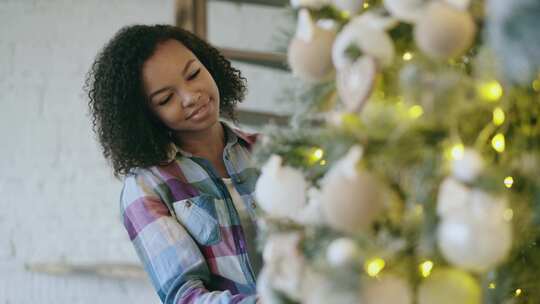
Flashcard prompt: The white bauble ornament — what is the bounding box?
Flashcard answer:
[336,55,377,112]
[288,9,337,83]
[354,11,399,31]
[290,0,330,9]
[332,0,364,14]
[255,155,307,219]
[414,2,476,59]
[326,237,360,267]
[362,275,413,304]
[437,177,471,218]
[438,189,512,272]
[263,232,304,301]
[332,15,395,70]
[383,0,428,23]
[418,268,481,304]
[320,146,384,234]
[451,148,484,183]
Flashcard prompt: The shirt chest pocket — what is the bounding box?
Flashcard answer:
[172,194,221,246]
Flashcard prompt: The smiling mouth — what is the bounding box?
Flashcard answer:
[186,99,211,120]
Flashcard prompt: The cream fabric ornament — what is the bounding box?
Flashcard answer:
[290,0,330,9]
[451,148,484,183]
[255,154,307,219]
[444,0,471,11]
[332,15,395,70]
[336,55,378,112]
[332,0,364,14]
[362,275,413,304]
[320,146,384,234]
[326,237,360,267]
[263,232,305,301]
[383,0,429,23]
[292,187,326,225]
[301,267,361,304]
[437,189,512,272]
[414,1,476,59]
[288,9,337,83]
[437,177,471,218]
[418,268,481,304]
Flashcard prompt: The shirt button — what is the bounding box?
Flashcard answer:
[251,202,256,209]
[185,200,192,207]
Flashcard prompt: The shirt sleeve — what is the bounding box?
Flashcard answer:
[120,172,258,304]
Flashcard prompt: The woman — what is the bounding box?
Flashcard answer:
[85,24,262,304]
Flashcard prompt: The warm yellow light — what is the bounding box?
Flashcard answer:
[320,159,327,166]
[504,176,514,188]
[365,258,385,277]
[488,282,496,289]
[340,10,350,19]
[403,52,413,61]
[363,2,370,9]
[414,204,424,216]
[419,260,434,278]
[478,80,503,102]
[493,107,505,126]
[503,209,514,221]
[408,105,424,119]
[491,133,506,153]
[313,148,324,160]
[450,143,465,160]
[515,288,522,297]
[533,79,540,92]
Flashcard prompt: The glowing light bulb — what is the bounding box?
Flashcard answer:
[514,289,522,297]
[363,2,370,9]
[320,159,327,166]
[365,258,385,277]
[450,143,465,160]
[504,176,514,188]
[533,79,540,92]
[408,105,424,119]
[402,52,413,61]
[493,107,505,126]
[488,282,496,289]
[419,260,434,278]
[478,80,503,102]
[491,133,505,153]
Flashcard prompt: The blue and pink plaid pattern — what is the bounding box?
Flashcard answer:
[120,122,261,304]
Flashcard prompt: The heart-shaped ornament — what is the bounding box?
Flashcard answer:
[336,55,378,113]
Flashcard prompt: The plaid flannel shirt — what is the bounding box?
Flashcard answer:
[120,121,261,304]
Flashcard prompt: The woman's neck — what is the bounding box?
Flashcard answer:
[173,121,226,161]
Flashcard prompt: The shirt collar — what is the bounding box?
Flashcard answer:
[164,120,256,162]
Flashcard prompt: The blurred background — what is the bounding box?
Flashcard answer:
[0,0,297,302]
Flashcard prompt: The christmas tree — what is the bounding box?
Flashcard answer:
[252,0,540,303]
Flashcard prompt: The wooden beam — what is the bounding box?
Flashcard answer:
[219,48,289,71]
[237,109,290,126]
[175,0,208,39]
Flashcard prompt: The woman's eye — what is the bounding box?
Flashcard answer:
[189,69,201,80]
[158,94,173,106]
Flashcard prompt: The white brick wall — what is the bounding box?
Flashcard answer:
[0,1,295,302]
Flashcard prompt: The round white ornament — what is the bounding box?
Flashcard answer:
[362,275,413,304]
[255,154,307,219]
[332,15,395,70]
[418,268,481,304]
[326,237,360,267]
[414,1,476,59]
[320,146,384,234]
[336,55,377,112]
[451,148,484,183]
[288,9,337,83]
[437,189,512,272]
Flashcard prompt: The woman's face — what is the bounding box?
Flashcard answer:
[142,39,221,135]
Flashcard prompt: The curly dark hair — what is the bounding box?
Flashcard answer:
[84,24,248,177]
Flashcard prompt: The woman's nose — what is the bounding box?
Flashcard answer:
[180,91,201,108]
